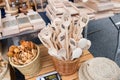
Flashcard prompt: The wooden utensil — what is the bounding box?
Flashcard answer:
[48,48,63,60]
[69,38,77,57]
[38,34,50,48]
[51,32,61,50]
[49,23,61,50]
[73,18,84,41]
[58,31,66,48]
[71,48,82,60]
[38,27,54,48]
[50,23,59,35]
[78,38,88,50]
[84,40,91,50]
[62,12,71,60]
[58,48,67,60]
[53,18,62,32]
[80,14,89,28]
[69,38,77,51]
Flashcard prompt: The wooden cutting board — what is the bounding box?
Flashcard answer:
[25,45,94,80]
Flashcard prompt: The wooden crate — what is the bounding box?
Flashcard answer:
[25,45,93,80]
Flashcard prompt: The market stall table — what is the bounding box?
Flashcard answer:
[25,45,93,80]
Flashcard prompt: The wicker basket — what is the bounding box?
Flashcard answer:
[52,57,80,76]
[0,61,8,80]
[9,45,41,76]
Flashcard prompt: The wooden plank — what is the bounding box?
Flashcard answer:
[62,73,78,80]
[25,45,94,80]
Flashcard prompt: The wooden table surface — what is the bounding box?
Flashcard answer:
[25,45,93,80]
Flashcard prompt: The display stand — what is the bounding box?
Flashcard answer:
[109,17,120,67]
[25,45,93,80]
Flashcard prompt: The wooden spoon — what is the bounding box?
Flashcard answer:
[84,40,91,50]
[58,31,66,48]
[53,18,62,32]
[38,34,50,49]
[69,38,77,58]
[78,38,88,50]
[69,38,77,51]
[48,48,63,60]
[80,14,89,28]
[71,48,82,60]
[39,27,54,48]
[58,48,67,60]
[62,12,71,60]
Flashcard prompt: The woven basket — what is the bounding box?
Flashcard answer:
[52,57,80,76]
[0,61,8,80]
[9,45,41,76]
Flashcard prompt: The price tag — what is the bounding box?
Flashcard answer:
[36,71,61,80]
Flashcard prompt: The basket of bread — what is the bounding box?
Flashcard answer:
[7,40,41,76]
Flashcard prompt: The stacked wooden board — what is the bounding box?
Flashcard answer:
[46,0,80,21]
[85,0,114,12]
[112,0,120,14]
[73,0,120,20]
[0,11,46,37]
[2,15,19,36]
[27,11,46,30]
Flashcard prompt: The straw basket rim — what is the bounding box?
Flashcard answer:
[9,44,40,68]
[52,56,80,63]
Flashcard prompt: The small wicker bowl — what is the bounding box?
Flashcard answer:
[9,45,41,76]
[52,56,80,76]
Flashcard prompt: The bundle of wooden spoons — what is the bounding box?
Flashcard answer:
[38,13,91,61]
